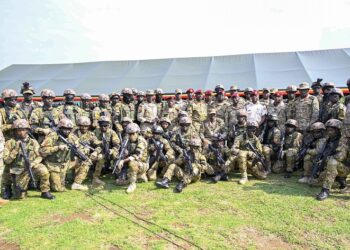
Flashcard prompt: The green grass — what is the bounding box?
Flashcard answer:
[0,173,349,249]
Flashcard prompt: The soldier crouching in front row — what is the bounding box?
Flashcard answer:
[156,138,210,193]
[3,119,54,200]
[40,118,91,192]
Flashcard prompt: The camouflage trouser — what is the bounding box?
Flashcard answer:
[10,164,50,198]
[91,151,116,179]
[272,148,298,173]
[65,159,91,184]
[163,163,201,184]
[303,153,315,177]
[127,160,149,184]
[223,155,237,174]
[322,158,350,190]
[201,163,215,176]
[237,150,267,180]
[147,160,169,181]
[263,145,276,171]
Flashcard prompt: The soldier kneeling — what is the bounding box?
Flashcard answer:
[3,119,54,199]
[156,139,207,193]
[233,122,267,185]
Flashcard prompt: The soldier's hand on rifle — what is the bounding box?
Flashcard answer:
[41,128,51,135]
[58,144,69,151]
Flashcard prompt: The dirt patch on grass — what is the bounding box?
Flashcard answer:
[233,227,292,250]
[51,212,95,224]
[0,239,20,250]
[109,245,122,250]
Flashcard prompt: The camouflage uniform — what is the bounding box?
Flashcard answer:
[233,122,267,184]
[262,115,282,173]
[187,91,208,122]
[92,117,120,185]
[0,130,5,195]
[40,118,91,192]
[322,88,346,122]
[316,119,349,200]
[30,89,60,143]
[284,85,297,120]
[174,89,187,111]
[298,122,327,183]
[147,126,175,181]
[161,101,179,123]
[266,93,286,133]
[272,119,303,175]
[80,93,93,121]
[137,90,158,130]
[92,94,113,128]
[0,89,27,139]
[199,109,226,142]
[158,139,208,192]
[2,119,53,199]
[212,95,229,120]
[116,123,149,193]
[155,89,168,118]
[293,83,319,132]
[56,89,84,127]
[119,88,136,122]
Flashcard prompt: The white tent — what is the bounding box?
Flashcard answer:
[0,48,349,95]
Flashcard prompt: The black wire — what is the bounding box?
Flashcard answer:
[84,192,202,250]
[89,192,204,249]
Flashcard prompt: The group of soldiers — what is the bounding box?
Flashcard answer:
[0,78,350,206]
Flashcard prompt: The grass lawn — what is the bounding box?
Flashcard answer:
[0,173,349,250]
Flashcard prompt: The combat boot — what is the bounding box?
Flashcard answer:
[71,183,89,191]
[221,173,229,181]
[336,177,347,191]
[138,173,148,183]
[284,171,292,178]
[316,188,329,201]
[126,182,136,193]
[41,192,55,200]
[2,185,12,200]
[212,172,222,183]
[298,176,309,184]
[156,178,169,189]
[92,177,105,186]
[238,173,248,185]
[175,181,186,193]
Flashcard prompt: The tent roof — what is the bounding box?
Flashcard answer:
[1,48,349,95]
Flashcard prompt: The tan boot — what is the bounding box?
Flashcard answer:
[238,173,248,185]
[139,173,148,183]
[71,183,89,191]
[92,177,105,186]
[126,183,136,193]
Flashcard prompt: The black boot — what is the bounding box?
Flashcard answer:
[284,171,292,178]
[175,181,186,193]
[41,192,55,200]
[2,185,12,200]
[316,188,329,201]
[221,173,229,181]
[212,173,222,183]
[336,177,347,190]
[156,178,169,189]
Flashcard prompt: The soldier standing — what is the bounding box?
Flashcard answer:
[260,88,273,107]
[119,88,135,122]
[174,89,187,111]
[320,88,346,122]
[311,78,323,105]
[155,88,167,118]
[20,82,41,119]
[0,128,9,204]
[284,85,297,120]
[56,89,84,127]
[161,97,178,122]
[200,109,226,146]
[80,93,93,122]
[30,89,60,143]
[267,92,286,133]
[212,90,229,120]
[0,89,27,140]
[137,90,157,130]
[3,119,54,200]
[293,82,319,133]
[92,94,112,129]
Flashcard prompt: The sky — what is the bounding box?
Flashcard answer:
[0,0,350,71]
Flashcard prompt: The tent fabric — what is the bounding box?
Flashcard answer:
[0,48,349,95]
